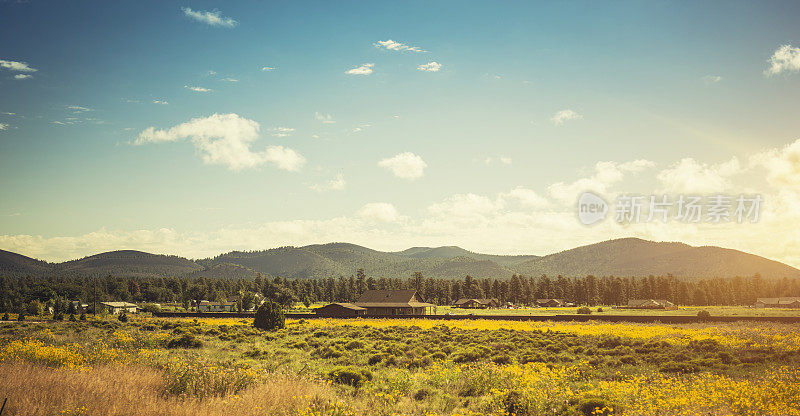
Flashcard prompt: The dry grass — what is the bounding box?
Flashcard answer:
[0,361,335,416]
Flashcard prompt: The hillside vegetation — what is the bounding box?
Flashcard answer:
[1,238,798,280]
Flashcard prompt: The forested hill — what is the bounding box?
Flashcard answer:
[1,238,799,280]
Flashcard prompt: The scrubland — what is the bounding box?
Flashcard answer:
[0,316,798,415]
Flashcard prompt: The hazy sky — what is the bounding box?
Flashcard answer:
[1,1,800,266]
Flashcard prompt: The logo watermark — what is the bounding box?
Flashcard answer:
[577,192,762,225]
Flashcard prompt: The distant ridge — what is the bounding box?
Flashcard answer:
[1,238,798,280]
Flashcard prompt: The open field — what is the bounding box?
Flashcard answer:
[1,316,799,415]
[434,305,800,317]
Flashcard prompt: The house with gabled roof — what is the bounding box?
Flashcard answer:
[755,297,800,308]
[355,289,435,315]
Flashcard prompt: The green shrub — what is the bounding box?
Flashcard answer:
[69,314,77,322]
[697,310,711,320]
[79,312,87,321]
[328,366,373,388]
[2,313,8,321]
[253,301,285,331]
[577,307,592,315]
[491,354,512,365]
[597,307,604,312]
[17,312,25,321]
[344,340,363,350]
[577,397,616,416]
[118,313,128,322]
[167,334,203,349]
[502,390,532,416]
[413,388,431,401]
[659,361,699,373]
[367,354,384,365]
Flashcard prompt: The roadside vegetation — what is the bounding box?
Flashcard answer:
[0,315,799,415]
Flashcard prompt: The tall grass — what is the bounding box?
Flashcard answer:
[0,362,335,416]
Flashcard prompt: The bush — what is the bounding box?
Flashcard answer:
[253,301,285,331]
[1,313,8,321]
[17,312,25,321]
[79,312,87,321]
[345,340,363,350]
[118,313,128,322]
[328,366,373,388]
[413,388,431,401]
[577,307,592,315]
[140,303,161,314]
[68,314,77,322]
[491,354,512,365]
[597,307,604,312]
[367,354,384,365]
[167,334,203,349]
[577,397,616,416]
[697,310,711,320]
[502,390,532,416]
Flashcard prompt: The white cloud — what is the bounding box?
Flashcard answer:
[67,105,92,113]
[352,123,371,133]
[135,113,306,171]
[548,159,655,204]
[378,152,427,180]
[185,85,212,92]
[358,203,400,222]
[765,44,800,76]
[550,109,582,126]
[0,123,8,130]
[656,157,740,194]
[0,59,37,73]
[702,75,722,85]
[484,156,512,165]
[311,173,346,192]
[501,187,548,208]
[221,77,238,82]
[153,100,168,105]
[261,66,276,71]
[14,74,32,80]
[373,39,424,52]
[270,127,295,137]
[750,138,800,188]
[417,62,442,72]
[181,7,237,28]
[315,112,335,124]
[345,63,374,75]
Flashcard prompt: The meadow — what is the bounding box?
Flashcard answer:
[0,315,798,415]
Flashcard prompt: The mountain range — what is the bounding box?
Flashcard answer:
[1,238,798,280]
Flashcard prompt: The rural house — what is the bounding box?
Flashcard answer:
[535,298,565,307]
[100,301,138,314]
[197,300,237,312]
[624,299,677,310]
[454,298,499,309]
[754,297,800,308]
[314,303,367,317]
[355,290,435,315]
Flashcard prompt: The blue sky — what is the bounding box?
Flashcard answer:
[1,0,800,265]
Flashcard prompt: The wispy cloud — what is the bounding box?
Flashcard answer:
[373,39,425,52]
[345,63,374,75]
[417,62,442,72]
[765,44,800,76]
[315,112,335,124]
[67,105,92,113]
[135,113,306,171]
[153,100,168,105]
[550,109,582,126]
[310,173,346,192]
[0,59,37,73]
[14,74,32,80]
[378,152,427,180]
[0,123,8,130]
[270,127,295,137]
[261,66,276,71]
[181,7,237,28]
[220,77,238,82]
[185,85,212,93]
[702,75,722,85]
